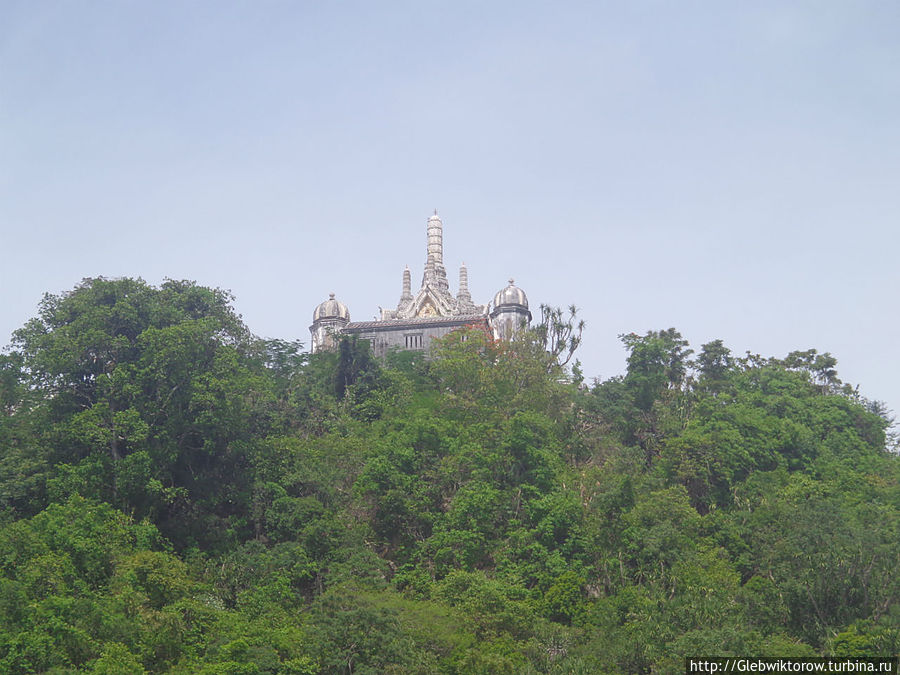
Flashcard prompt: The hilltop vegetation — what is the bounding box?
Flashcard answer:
[0,278,897,674]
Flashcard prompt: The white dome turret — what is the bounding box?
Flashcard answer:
[313,293,350,322]
[493,279,529,310]
[310,293,350,352]
[490,279,531,341]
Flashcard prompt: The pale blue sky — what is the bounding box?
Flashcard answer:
[2,2,899,414]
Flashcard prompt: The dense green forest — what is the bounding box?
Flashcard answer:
[0,277,897,674]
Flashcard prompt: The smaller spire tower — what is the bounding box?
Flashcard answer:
[401,266,412,300]
[394,265,414,317]
[456,262,475,313]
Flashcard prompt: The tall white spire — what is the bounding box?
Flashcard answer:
[427,209,443,266]
[421,210,450,295]
[395,211,485,320]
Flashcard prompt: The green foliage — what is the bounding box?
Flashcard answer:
[533,304,585,371]
[9,278,278,548]
[308,587,416,675]
[1,281,898,672]
[621,328,692,412]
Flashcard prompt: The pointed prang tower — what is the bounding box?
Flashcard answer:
[398,210,458,318]
[421,210,451,296]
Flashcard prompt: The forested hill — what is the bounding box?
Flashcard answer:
[0,277,897,674]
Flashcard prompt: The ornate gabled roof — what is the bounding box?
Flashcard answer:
[409,284,456,317]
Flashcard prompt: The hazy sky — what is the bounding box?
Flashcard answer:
[2,2,899,413]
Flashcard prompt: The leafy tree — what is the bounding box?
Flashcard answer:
[533,304,585,372]
[334,336,381,402]
[10,278,272,547]
[695,339,733,393]
[621,328,693,411]
[308,587,416,675]
[783,348,841,392]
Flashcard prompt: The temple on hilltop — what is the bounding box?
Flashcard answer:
[310,211,531,356]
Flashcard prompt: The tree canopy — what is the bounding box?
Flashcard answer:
[0,277,896,673]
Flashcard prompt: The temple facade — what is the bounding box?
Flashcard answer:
[310,211,531,356]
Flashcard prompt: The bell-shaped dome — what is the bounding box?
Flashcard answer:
[493,278,528,309]
[313,293,350,322]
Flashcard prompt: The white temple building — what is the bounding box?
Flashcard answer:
[310,212,531,356]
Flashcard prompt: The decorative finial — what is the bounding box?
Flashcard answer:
[329,292,335,299]
[434,208,438,215]
[508,278,514,286]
